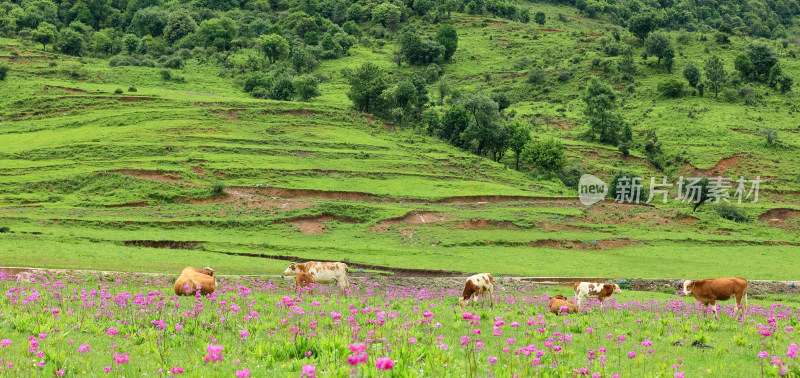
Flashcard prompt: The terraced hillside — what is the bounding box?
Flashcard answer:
[1,7,800,281]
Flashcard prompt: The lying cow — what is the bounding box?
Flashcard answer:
[459,273,495,309]
[573,282,622,307]
[283,262,350,292]
[682,277,748,318]
[295,271,317,294]
[173,267,216,296]
[549,294,579,314]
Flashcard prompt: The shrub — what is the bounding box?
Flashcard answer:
[762,128,779,145]
[210,182,227,196]
[128,86,137,92]
[716,203,748,223]
[109,54,155,67]
[160,70,172,81]
[251,86,268,99]
[527,68,546,85]
[658,77,684,97]
[114,88,124,94]
[559,163,584,189]
[164,57,184,69]
[0,226,9,233]
[0,63,7,81]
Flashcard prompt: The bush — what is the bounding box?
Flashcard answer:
[0,63,7,81]
[762,128,779,145]
[128,86,137,92]
[559,163,584,189]
[527,68,547,85]
[0,226,9,233]
[251,86,268,99]
[716,203,748,223]
[109,54,155,67]
[211,182,227,196]
[658,77,684,97]
[160,70,172,81]
[114,88,124,94]
[164,57,184,69]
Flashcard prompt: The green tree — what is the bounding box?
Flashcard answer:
[521,138,566,174]
[583,77,626,146]
[59,28,84,56]
[269,73,295,101]
[122,34,139,54]
[440,105,470,145]
[400,30,422,64]
[196,17,238,50]
[345,62,388,113]
[617,46,636,77]
[459,93,502,156]
[434,24,458,61]
[505,121,531,169]
[768,64,783,88]
[704,55,725,99]
[682,62,700,88]
[422,107,440,135]
[128,6,168,37]
[628,12,656,41]
[31,22,57,51]
[490,92,510,112]
[746,41,778,79]
[164,9,197,43]
[258,34,289,63]
[644,32,675,71]
[534,11,546,25]
[293,75,320,101]
[437,79,450,105]
[91,31,113,56]
[334,32,356,54]
[734,54,753,81]
[372,3,401,30]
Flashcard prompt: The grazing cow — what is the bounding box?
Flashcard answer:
[173,267,216,296]
[573,282,622,307]
[459,273,495,309]
[549,295,579,314]
[682,277,748,318]
[295,271,317,294]
[283,262,350,291]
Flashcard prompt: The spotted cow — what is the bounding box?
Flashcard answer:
[573,282,622,307]
[459,273,495,309]
[283,262,350,292]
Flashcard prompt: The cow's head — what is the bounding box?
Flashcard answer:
[552,295,568,300]
[458,297,469,310]
[283,263,303,277]
[682,280,694,295]
[202,267,215,277]
[612,284,622,294]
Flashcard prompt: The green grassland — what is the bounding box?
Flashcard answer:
[1,5,800,280]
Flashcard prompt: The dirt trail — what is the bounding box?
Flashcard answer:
[372,211,445,230]
[759,208,800,222]
[43,85,87,94]
[109,169,190,185]
[123,240,202,249]
[691,153,746,176]
[111,170,656,207]
[281,214,361,234]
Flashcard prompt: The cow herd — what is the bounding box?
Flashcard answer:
[172,263,750,318]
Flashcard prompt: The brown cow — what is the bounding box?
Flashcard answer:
[295,271,317,294]
[173,267,216,296]
[573,282,622,307]
[549,295,579,314]
[682,277,748,318]
[459,273,495,309]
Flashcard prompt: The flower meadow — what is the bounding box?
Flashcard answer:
[0,271,798,377]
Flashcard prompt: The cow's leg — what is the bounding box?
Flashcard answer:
[489,287,495,308]
[734,291,745,317]
[710,300,718,319]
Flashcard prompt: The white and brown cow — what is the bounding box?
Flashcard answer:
[682,277,748,318]
[173,267,216,296]
[459,273,495,309]
[283,262,350,292]
[573,282,622,307]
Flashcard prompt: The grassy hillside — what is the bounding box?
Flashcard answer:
[1,3,799,280]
